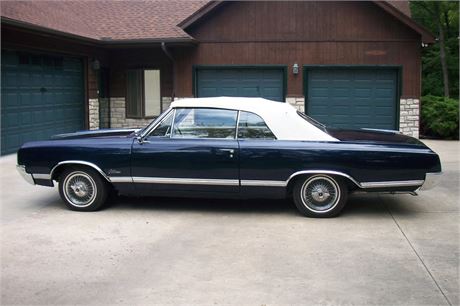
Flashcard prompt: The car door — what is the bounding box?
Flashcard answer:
[131,107,240,196]
[237,111,288,198]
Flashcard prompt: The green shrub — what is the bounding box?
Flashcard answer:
[421,95,459,139]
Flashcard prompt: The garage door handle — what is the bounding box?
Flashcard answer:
[40,87,47,93]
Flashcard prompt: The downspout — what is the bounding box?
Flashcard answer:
[161,42,176,106]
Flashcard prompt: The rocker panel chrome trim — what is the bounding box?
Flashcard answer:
[109,176,133,183]
[240,180,286,187]
[109,177,286,186]
[360,180,424,188]
[286,170,424,189]
[33,173,52,180]
[108,173,424,189]
[132,177,239,186]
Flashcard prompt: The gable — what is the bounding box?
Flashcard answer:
[185,1,421,42]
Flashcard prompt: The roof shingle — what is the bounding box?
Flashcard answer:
[1,0,207,41]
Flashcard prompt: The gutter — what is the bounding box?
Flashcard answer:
[1,17,197,46]
[1,17,100,45]
[161,42,176,102]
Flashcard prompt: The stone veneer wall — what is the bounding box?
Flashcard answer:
[399,98,419,138]
[286,97,305,112]
[110,97,151,128]
[110,97,173,128]
[89,98,99,130]
[89,97,173,129]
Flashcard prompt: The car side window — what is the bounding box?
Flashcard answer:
[171,108,238,139]
[238,111,276,139]
[148,112,173,137]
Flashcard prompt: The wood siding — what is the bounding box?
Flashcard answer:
[108,48,173,99]
[2,0,424,105]
[175,1,421,98]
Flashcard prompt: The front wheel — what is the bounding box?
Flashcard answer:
[293,174,348,218]
[58,167,108,211]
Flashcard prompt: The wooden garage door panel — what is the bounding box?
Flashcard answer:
[307,68,397,130]
[197,68,284,102]
[1,51,84,155]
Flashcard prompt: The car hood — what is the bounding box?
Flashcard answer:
[51,128,139,140]
[327,128,425,146]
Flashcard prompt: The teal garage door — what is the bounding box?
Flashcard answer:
[1,50,84,155]
[196,68,285,102]
[306,68,398,130]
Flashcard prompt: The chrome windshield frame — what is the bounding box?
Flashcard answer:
[139,108,174,139]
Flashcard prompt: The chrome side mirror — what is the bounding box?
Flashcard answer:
[136,136,150,144]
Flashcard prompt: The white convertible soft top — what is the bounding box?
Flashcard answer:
[170,97,338,141]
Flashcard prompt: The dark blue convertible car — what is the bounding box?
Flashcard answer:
[17,97,442,217]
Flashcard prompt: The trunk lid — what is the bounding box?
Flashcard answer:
[327,128,425,146]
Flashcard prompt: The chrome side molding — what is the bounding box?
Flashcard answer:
[286,170,362,187]
[286,170,425,189]
[109,177,287,187]
[109,176,133,183]
[240,180,286,187]
[132,177,239,186]
[33,173,52,180]
[50,160,111,182]
[360,180,424,188]
[33,162,435,192]
[109,171,424,190]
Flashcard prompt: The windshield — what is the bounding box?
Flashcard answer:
[297,111,328,133]
[136,108,173,137]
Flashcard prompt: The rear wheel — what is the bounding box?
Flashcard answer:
[293,174,348,218]
[58,167,108,211]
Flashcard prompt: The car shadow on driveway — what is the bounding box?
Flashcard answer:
[98,192,417,218]
[109,195,297,215]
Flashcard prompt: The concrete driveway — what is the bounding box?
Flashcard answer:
[1,140,458,305]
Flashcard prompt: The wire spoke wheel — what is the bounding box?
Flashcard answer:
[300,175,340,213]
[63,171,97,207]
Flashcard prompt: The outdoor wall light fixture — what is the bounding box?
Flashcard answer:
[91,59,100,71]
[292,63,299,75]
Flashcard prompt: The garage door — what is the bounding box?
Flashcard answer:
[307,68,398,130]
[196,68,285,102]
[1,50,84,155]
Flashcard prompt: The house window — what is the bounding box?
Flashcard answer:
[126,69,161,118]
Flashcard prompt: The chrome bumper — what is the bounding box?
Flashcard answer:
[16,165,35,185]
[420,172,442,191]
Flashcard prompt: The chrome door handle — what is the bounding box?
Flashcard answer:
[219,149,234,153]
[218,148,235,158]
